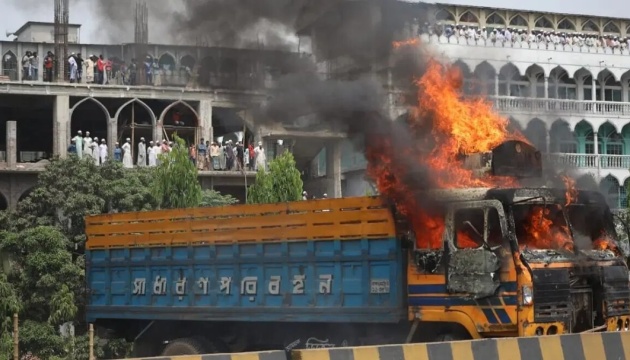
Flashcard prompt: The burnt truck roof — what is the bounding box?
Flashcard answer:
[426,187,608,207]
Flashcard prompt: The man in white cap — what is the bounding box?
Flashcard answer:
[122,138,133,168]
[99,139,108,165]
[91,137,100,165]
[148,141,157,167]
[83,131,93,161]
[72,130,83,159]
[137,137,147,167]
[254,141,266,171]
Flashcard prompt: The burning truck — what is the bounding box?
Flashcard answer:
[83,56,629,356]
[83,139,630,356]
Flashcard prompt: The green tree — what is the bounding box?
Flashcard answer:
[200,189,239,207]
[248,151,303,204]
[152,134,202,209]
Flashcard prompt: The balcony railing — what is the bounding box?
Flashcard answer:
[419,34,630,56]
[548,153,630,169]
[490,97,630,117]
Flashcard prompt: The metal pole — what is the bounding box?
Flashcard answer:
[89,324,94,360]
[13,313,18,360]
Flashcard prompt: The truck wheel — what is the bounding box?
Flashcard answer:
[435,331,470,342]
[161,337,209,355]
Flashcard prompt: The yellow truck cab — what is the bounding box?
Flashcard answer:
[406,187,630,340]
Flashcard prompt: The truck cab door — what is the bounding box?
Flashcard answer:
[444,200,509,299]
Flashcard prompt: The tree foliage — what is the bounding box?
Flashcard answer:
[248,151,303,204]
[0,148,238,359]
[153,134,203,209]
[200,189,239,207]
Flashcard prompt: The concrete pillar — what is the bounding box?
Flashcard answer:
[325,141,342,198]
[16,43,22,81]
[198,100,213,143]
[53,95,70,158]
[108,118,117,158]
[591,77,597,101]
[544,77,549,98]
[6,121,16,169]
[0,42,4,75]
[494,74,499,96]
[37,44,44,81]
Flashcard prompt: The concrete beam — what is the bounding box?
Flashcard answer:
[6,121,16,169]
[0,82,267,106]
[53,95,70,158]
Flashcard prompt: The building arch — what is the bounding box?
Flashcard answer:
[598,122,623,154]
[2,51,18,81]
[581,19,599,33]
[509,14,528,27]
[550,120,576,153]
[598,68,618,83]
[600,175,621,209]
[158,52,176,71]
[114,98,157,126]
[180,54,196,69]
[18,187,35,203]
[603,21,620,34]
[458,10,478,24]
[0,191,7,211]
[69,97,111,147]
[70,97,111,118]
[435,9,455,22]
[524,118,547,152]
[557,18,576,31]
[573,67,594,81]
[576,174,598,190]
[485,12,505,26]
[534,16,553,29]
[158,100,200,126]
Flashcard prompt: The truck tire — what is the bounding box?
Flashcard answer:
[161,337,209,356]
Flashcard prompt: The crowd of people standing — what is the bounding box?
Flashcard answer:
[67,132,267,172]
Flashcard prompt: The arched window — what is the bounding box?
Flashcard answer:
[2,51,18,81]
[459,11,478,23]
[603,21,620,33]
[435,9,455,22]
[600,175,621,209]
[621,179,630,208]
[486,12,505,26]
[557,18,576,31]
[582,19,599,32]
[510,14,528,27]
[584,130,601,154]
[534,16,553,29]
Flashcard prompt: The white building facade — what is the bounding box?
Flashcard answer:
[418,4,630,208]
[304,3,630,208]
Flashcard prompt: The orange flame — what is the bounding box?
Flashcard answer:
[562,176,578,206]
[365,56,525,249]
[521,206,573,251]
[393,38,420,49]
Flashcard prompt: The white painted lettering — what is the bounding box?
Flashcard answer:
[197,277,209,295]
[241,276,258,295]
[175,277,187,296]
[292,275,305,294]
[219,277,232,295]
[268,276,281,295]
[153,276,167,295]
[132,278,146,295]
[319,274,332,294]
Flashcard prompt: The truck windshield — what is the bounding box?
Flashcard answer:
[512,203,618,253]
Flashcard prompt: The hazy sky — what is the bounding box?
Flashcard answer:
[2,0,629,44]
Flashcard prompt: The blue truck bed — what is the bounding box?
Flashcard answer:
[86,238,405,323]
[85,198,406,324]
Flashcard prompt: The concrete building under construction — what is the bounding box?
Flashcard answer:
[0,21,346,210]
